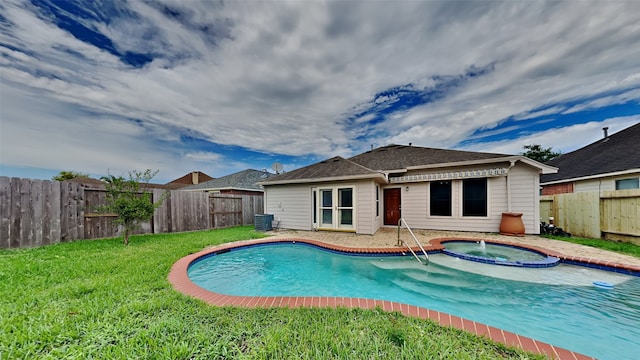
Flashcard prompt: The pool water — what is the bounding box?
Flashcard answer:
[188,243,640,360]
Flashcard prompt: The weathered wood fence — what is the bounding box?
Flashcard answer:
[0,177,264,249]
[540,189,640,244]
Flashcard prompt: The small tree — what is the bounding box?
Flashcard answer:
[99,169,167,245]
[521,144,561,163]
[52,170,89,181]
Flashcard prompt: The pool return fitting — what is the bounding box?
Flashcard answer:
[397,218,429,266]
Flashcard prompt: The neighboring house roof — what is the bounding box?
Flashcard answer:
[167,171,214,187]
[183,169,275,192]
[261,144,555,185]
[65,177,106,189]
[541,123,640,184]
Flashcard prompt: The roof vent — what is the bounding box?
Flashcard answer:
[603,127,609,139]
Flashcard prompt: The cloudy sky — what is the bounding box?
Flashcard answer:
[1,0,639,183]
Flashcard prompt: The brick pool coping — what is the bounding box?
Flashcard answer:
[168,237,640,360]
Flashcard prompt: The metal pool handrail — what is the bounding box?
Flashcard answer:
[397,218,429,266]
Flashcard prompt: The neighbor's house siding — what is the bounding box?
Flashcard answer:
[541,182,574,195]
[575,172,640,192]
[575,179,612,192]
[543,171,640,194]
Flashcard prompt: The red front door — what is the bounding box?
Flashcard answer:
[384,188,401,225]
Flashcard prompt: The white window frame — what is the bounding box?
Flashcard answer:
[315,185,356,231]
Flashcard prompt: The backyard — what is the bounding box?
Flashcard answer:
[0,226,544,359]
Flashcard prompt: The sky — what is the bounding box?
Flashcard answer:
[1,0,639,184]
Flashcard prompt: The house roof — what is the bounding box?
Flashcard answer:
[260,144,553,185]
[167,171,214,187]
[183,169,275,191]
[348,144,510,171]
[257,156,384,185]
[541,123,640,184]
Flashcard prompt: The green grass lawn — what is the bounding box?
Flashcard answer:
[1,226,542,359]
[542,235,640,258]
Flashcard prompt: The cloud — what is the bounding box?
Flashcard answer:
[1,0,640,182]
[459,116,640,155]
[184,152,223,163]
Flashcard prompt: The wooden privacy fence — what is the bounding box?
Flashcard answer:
[540,189,640,244]
[0,177,264,249]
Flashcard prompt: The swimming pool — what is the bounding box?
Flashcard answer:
[186,242,640,360]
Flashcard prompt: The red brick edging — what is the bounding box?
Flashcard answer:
[168,237,638,360]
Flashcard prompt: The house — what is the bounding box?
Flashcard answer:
[541,123,640,195]
[182,169,275,196]
[258,144,556,235]
[166,171,214,189]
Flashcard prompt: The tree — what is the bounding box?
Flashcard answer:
[98,169,167,245]
[521,144,561,163]
[52,170,89,181]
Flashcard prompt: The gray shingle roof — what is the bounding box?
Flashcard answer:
[183,169,274,191]
[259,156,380,183]
[348,144,509,171]
[541,123,640,183]
[262,144,511,183]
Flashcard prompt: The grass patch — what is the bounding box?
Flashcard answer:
[542,235,640,258]
[1,226,542,359]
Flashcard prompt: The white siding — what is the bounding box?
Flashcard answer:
[373,184,383,232]
[264,180,380,234]
[389,176,508,233]
[508,163,540,234]
[264,184,312,231]
[386,162,540,234]
[355,180,377,235]
[400,183,427,227]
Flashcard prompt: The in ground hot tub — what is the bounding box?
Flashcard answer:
[442,240,559,268]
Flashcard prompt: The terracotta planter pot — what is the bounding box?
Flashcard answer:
[500,212,525,236]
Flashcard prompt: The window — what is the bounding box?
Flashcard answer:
[430,180,451,216]
[317,186,355,230]
[463,178,487,217]
[616,178,639,190]
[338,188,353,225]
[321,189,333,225]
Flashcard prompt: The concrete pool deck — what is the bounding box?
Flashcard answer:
[169,229,640,360]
